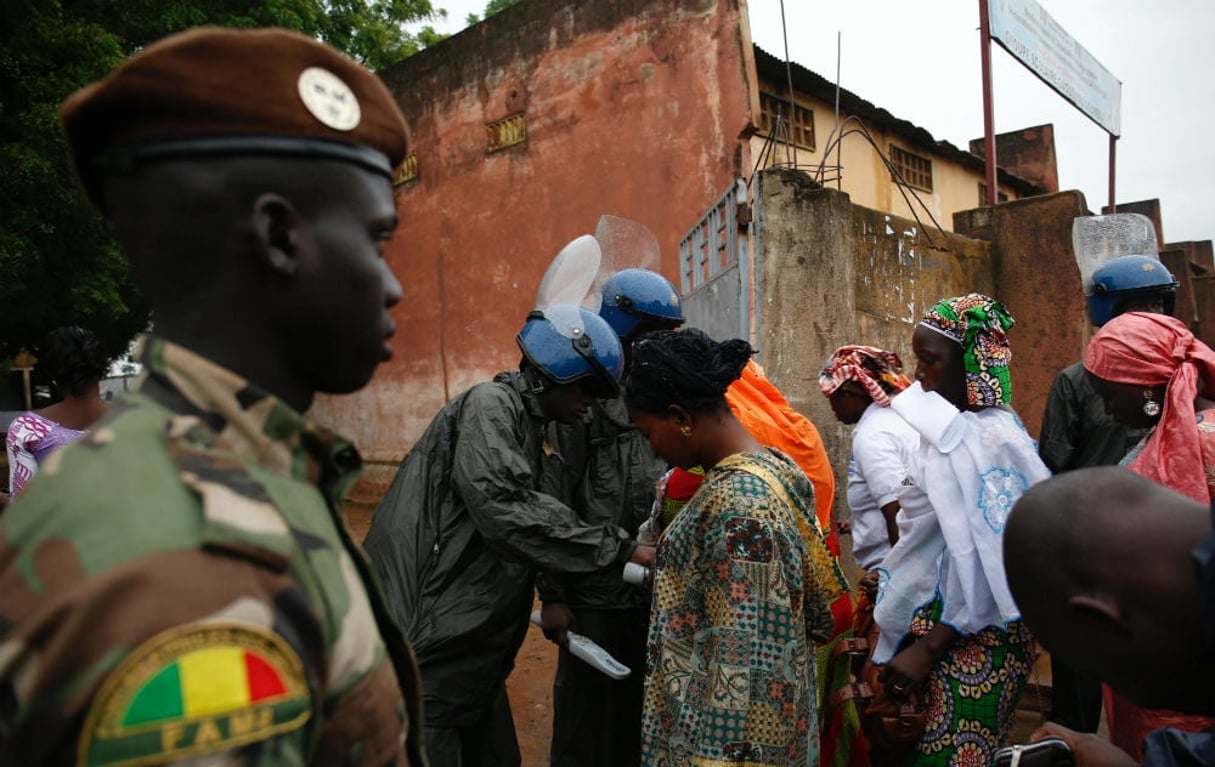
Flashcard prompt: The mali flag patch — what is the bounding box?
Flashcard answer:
[79,622,311,766]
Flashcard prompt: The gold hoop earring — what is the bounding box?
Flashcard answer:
[1143,390,1161,417]
[680,425,693,437]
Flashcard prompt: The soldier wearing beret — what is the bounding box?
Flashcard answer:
[0,27,425,766]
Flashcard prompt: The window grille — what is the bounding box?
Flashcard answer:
[759,91,815,150]
[890,144,933,192]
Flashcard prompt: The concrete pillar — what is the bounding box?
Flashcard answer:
[1160,248,1198,330]
[988,191,1091,439]
[753,170,857,537]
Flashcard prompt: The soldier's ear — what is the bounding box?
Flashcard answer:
[251,193,301,277]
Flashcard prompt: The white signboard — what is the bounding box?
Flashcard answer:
[988,0,1122,136]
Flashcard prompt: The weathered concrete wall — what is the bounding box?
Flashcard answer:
[754,172,1088,571]
[753,169,995,541]
[986,191,1091,438]
[1163,240,1215,347]
[1161,248,1198,331]
[310,0,756,500]
[1171,240,1215,273]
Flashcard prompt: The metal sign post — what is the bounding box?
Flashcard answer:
[979,0,998,206]
[984,0,1122,209]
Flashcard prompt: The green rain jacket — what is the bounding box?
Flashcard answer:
[364,372,635,727]
[538,395,667,609]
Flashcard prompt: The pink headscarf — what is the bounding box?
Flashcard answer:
[1084,312,1215,503]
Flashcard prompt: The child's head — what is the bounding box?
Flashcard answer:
[1005,466,1215,713]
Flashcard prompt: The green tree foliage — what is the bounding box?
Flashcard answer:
[0,0,442,363]
[465,0,523,26]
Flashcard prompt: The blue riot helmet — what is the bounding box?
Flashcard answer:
[517,304,625,398]
[1086,255,1179,326]
[599,268,685,339]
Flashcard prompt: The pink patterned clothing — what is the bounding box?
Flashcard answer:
[5,412,85,497]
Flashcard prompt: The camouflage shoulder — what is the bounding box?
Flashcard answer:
[2,394,203,571]
[3,391,295,583]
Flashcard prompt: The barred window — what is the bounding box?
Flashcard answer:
[759,91,815,150]
[978,182,1009,205]
[890,145,933,192]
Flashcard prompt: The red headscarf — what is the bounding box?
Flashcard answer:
[1084,312,1215,502]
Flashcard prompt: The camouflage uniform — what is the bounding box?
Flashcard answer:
[0,338,425,766]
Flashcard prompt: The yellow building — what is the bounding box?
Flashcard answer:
[750,46,1048,231]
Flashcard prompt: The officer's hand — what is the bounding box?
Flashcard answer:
[540,602,575,646]
[629,543,656,568]
[1030,723,1137,766]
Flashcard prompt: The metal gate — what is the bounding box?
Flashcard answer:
[677,179,760,355]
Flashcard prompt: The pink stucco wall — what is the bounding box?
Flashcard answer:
[309,0,757,498]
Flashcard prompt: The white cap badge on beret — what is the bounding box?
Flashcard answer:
[297,67,361,131]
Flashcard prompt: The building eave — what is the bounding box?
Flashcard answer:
[753,45,1045,197]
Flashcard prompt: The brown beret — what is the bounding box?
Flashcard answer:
[60,26,409,206]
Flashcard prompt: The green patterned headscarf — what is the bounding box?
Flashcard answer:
[919,293,1015,406]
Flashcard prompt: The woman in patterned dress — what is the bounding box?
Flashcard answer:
[873,294,1050,766]
[625,328,846,767]
[5,326,110,499]
[1083,311,1215,760]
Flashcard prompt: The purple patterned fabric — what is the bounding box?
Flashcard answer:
[5,412,85,496]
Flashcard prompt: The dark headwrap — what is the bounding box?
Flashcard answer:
[920,293,1015,407]
[625,328,753,413]
[818,345,911,407]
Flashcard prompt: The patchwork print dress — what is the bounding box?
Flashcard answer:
[641,449,845,766]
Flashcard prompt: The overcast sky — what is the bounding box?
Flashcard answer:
[416,0,1215,243]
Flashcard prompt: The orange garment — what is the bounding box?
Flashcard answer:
[726,360,837,542]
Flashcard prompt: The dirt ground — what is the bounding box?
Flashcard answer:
[348,504,557,765]
[348,503,1053,766]
[506,612,558,766]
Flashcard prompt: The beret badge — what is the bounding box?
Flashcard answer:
[297,67,361,132]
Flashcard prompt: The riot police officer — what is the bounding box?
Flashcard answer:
[364,304,655,767]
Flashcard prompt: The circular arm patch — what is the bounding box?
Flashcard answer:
[78,622,311,767]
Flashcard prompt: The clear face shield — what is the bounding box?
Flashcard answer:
[1073,213,1160,295]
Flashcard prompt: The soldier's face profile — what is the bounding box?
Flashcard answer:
[286,162,403,395]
